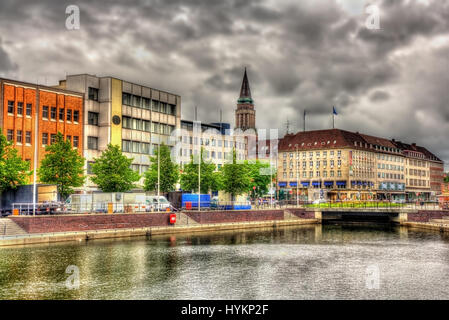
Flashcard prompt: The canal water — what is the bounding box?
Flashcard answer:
[1,224,449,300]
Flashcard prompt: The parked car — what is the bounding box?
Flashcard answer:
[36,201,66,215]
[146,196,172,212]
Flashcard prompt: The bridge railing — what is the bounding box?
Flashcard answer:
[275,200,442,210]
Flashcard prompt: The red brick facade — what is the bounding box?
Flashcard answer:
[0,79,83,179]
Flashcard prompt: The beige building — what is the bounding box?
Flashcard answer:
[57,74,181,190]
[277,129,443,201]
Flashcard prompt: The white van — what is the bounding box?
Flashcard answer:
[146,196,172,212]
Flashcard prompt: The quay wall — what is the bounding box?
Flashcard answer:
[407,211,449,222]
[10,213,173,233]
[9,208,313,234]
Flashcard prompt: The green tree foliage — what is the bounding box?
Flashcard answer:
[38,132,85,199]
[180,148,222,193]
[444,173,449,183]
[0,129,31,193]
[90,144,140,192]
[246,160,273,198]
[144,143,179,192]
[221,149,251,200]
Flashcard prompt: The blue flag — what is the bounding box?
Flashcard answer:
[333,106,338,115]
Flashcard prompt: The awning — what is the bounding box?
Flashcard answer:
[324,181,334,186]
[337,181,347,186]
[312,181,320,186]
[301,181,310,187]
[278,182,287,187]
[289,182,298,187]
[357,181,362,185]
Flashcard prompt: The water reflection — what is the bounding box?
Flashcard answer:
[1,224,449,299]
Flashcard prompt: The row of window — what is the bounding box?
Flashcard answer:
[283,150,342,159]
[42,106,79,122]
[122,93,176,115]
[42,133,79,147]
[283,170,343,179]
[283,160,342,169]
[377,163,404,171]
[122,116,175,135]
[6,129,31,144]
[182,136,245,149]
[377,172,405,180]
[7,101,32,116]
[122,140,152,154]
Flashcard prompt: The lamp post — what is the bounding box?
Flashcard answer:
[296,144,299,208]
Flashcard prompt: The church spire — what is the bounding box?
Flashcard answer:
[238,67,253,104]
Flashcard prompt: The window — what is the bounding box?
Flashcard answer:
[152,100,160,112]
[87,161,95,174]
[169,104,176,115]
[160,102,167,113]
[17,102,23,116]
[122,93,131,105]
[66,109,72,122]
[143,98,151,109]
[42,106,49,119]
[26,104,32,116]
[25,131,31,144]
[16,130,22,144]
[50,107,57,120]
[88,136,98,150]
[50,134,57,145]
[73,136,79,148]
[88,112,99,126]
[42,133,48,145]
[122,116,131,129]
[7,130,13,142]
[132,141,140,153]
[88,87,99,101]
[122,140,131,152]
[74,110,79,123]
[66,135,72,144]
[132,95,141,108]
[59,108,64,121]
[7,101,14,114]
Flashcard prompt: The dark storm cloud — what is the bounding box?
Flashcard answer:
[370,90,390,102]
[0,0,448,168]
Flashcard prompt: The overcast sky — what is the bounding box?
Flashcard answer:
[0,0,448,168]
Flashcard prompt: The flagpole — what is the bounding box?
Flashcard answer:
[303,110,306,132]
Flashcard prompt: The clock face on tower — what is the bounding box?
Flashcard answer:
[112,115,121,125]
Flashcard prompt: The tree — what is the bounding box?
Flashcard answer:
[38,132,85,200]
[246,160,272,198]
[180,148,222,193]
[90,144,140,192]
[221,149,251,200]
[0,129,31,193]
[144,143,179,193]
[444,173,449,183]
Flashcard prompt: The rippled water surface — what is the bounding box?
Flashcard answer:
[1,224,449,299]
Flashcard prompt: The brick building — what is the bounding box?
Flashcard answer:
[0,78,84,180]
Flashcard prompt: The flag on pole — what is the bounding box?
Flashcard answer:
[332,106,337,129]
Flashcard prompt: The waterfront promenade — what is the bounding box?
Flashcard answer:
[1,206,449,247]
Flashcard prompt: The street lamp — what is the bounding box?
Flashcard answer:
[296,144,299,207]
